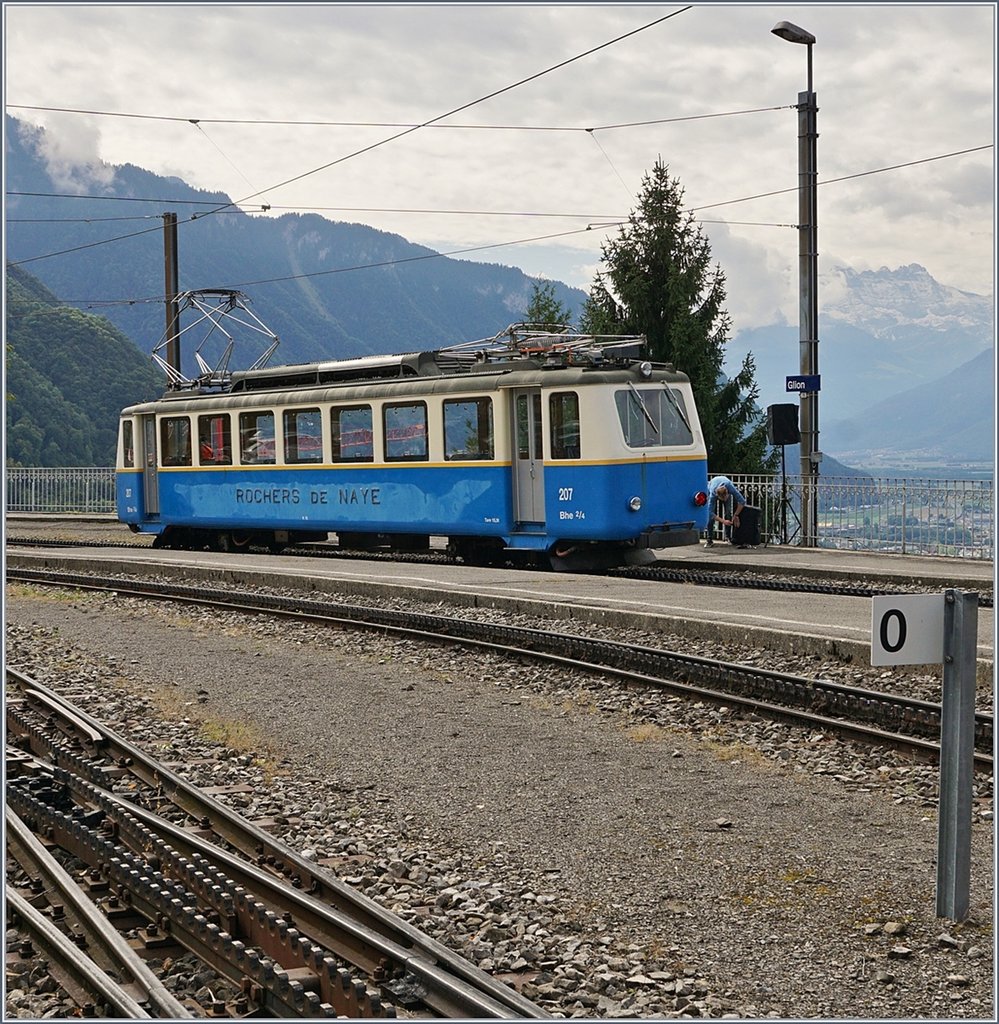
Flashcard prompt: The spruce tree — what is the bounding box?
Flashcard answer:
[523,279,572,329]
[584,158,775,474]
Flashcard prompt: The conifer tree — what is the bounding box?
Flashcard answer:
[583,158,775,474]
[523,279,572,328]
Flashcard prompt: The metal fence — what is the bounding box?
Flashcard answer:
[729,473,994,560]
[4,467,994,560]
[6,467,116,514]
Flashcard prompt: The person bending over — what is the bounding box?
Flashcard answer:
[706,476,746,545]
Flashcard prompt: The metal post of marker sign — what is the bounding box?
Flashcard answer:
[937,590,978,921]
[871,591,978,921]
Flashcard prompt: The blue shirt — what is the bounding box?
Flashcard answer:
[708,476,747,507]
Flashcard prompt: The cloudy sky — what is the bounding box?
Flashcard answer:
[4,2,995,332]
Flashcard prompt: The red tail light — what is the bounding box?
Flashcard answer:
[693,491,708,507]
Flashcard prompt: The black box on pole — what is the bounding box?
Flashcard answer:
[767,403,800,446]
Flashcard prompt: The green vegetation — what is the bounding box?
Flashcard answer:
[524,279,573,328]
[579,159,776,475]
[5,265,164,466]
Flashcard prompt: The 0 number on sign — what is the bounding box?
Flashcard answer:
[870,594,944,666]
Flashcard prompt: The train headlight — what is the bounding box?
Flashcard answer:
[693,491,708,507]
[628,496,643,511]
[638,361,653,378]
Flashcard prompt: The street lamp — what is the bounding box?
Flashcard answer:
[772,20,819,547]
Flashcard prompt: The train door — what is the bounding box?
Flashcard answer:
[511,388,545,525]
[141,415,160,515]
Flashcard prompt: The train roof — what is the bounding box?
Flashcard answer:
[158,324,684,397]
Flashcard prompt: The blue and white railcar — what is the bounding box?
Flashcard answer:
[116,329,710,570]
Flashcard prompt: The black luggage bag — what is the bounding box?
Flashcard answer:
[731,505,761,547]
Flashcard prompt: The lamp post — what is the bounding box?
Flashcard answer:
[772,19,819,547]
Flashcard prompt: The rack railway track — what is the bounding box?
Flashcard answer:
[5,668,549,1019]
[5,806,194,1019]
[7,566,992,772]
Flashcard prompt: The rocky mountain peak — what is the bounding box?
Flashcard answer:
[821,262,994,339]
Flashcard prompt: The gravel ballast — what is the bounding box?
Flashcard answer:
[4,579,995,1020]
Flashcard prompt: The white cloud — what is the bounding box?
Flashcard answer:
[18,114,115,193]
[4,2,994,318]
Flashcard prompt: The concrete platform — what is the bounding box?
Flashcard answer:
[7,541,993,679]
[662,538,993,590]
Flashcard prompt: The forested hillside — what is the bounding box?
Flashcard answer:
[6,115,585,376]
[5,265,165,466]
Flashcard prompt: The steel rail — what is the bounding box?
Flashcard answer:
[5,806,193,1018]
[21,686,106,748]
[6,778,346,1019]
[619,563,994,608]
[6,668,549,1020]
[94,775,530,1021]
[4,887,151,1019]
[7,567,993,767]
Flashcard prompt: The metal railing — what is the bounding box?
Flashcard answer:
[5,467,116,514]
[728,473,993,560]
[4,467,994,560]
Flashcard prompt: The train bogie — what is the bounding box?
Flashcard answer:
[117,331,711,571]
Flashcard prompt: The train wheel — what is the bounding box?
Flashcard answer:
[214,532,233,553]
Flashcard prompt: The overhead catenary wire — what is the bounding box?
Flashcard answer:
[31,226,600,310]
[6,195,629,220]
[13,134,991,310]
[202,7,693,215]
[690,144,994,213]
[9,145,991,219]
[7,215,162,223]
[586,131,635,202]
[5,102,791,132]
[6,7,692,267]
[7,142,992,274]
[191,121,257,193]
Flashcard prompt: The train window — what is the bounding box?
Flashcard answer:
[444,398,494,461]
[516,393,543,461]
[384,402,428,461]
[284,407,323,464]
[549,392,581,460]
[331,405,373,462]
[121,420,135,468]
[198,414,232,465]
[160,416,192,467]
[615,387,693,447]
[239,411,276,464]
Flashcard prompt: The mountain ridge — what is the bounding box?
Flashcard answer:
[821,262,993,338]
[727,258,993,463]
[5,115,587,374]
[6,114,994,469]
[822,347,994,466]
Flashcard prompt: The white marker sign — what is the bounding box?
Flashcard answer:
[871,594,945,665]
